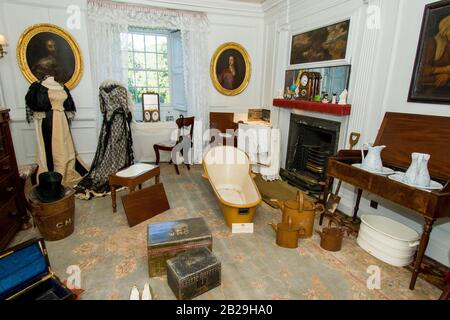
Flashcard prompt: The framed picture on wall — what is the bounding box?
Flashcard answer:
[142,92,160,122]
[408,0,450,104]
[210,42,251,96]
[290,20,350,65]
[16,23,83,90]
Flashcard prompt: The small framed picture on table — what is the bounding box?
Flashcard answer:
[142,92,160,122]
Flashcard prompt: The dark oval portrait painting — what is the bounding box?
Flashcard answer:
[17,24,83,90]
[210,42,251,96]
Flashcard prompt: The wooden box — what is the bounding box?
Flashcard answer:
[0,238,75,300]
[167,247,221,300]
[247,108,271,122]
[147,217,212,277]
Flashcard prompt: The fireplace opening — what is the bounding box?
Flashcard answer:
[281,114,340,195]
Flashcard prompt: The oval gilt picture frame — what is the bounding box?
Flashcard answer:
[210,42,251,96]
[17,23,83,90]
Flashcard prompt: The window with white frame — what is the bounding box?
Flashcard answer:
[122,28,186,121]
[125,29,170,105]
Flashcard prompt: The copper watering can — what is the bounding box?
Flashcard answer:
[271,191,325,238]
[315,219,351,252]
[269,217,306,249]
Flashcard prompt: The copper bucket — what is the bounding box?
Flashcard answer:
[271,191,324,238]
[29,187,75,241]
[316,219,350,252]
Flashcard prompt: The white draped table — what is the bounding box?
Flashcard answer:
[131,121,179,163]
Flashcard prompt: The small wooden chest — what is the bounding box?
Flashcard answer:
[147,217,212,277]
[167,247,221,300]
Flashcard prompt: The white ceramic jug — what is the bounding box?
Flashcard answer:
[415,153,431,187]
[361,143,385,172]
[404,153,420,185]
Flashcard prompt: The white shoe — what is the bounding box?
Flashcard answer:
[130,285,140,300]
[142,283,152,300]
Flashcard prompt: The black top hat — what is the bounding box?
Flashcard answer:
[35,172,66,203]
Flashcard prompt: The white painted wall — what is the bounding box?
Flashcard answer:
[263,0,450,267]
[0,0,264,165]
[207,12,265,113]
[0,0,98,165]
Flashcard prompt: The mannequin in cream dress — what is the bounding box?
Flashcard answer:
[26,76,88,186]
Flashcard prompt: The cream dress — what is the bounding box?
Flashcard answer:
[34,86,85,186]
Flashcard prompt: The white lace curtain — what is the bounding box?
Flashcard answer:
[87,0,209,163]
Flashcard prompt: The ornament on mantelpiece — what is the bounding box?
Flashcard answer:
[331,92,337,104]
[284,87,291,99]
[338,89,348,105]
[277,89,284,99]
[322,92,329,104]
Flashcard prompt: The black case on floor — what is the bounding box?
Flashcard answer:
[0,237,74,300]
[167,247,221,300]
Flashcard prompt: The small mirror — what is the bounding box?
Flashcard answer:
[142,92,160,122]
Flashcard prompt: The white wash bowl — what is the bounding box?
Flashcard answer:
[357,215,420,267]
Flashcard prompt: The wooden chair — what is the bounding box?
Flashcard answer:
[153,116,194,175]
[209,112,239,146]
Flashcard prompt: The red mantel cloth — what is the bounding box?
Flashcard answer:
[273,99,351,116]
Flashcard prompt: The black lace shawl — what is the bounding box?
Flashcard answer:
[25,81,76,123]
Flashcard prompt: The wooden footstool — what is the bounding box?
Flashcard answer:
[109,164,160,213]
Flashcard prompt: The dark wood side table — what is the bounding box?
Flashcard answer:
[108,165,160,213]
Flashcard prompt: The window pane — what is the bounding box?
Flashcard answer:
[128,71,135,86]
[135,71,146,87]
[128,51,134,69]
[133,52,145,69]
[158,71,169,88]
[157,36,168,54]
[136,88,146,104]
[145,35,156,52]
[128,77,138,101]
[146,71,158,87]
[133,33,145,51]
[145,53,157,70]
[159,88,170,104]
[157,54,168,70]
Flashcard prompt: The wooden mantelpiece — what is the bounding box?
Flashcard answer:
[273,99,351,116]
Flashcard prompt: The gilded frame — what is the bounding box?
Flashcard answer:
[210,42,251,96]
[17,23,83,90]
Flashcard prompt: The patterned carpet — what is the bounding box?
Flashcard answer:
[11,164,441,300]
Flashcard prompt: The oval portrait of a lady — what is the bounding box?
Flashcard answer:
[210,42,251,96]
[17,23,83,89]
